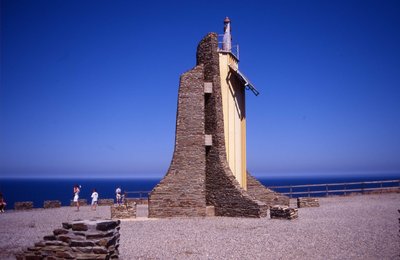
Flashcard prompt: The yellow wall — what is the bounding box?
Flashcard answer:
[219,53,247,189]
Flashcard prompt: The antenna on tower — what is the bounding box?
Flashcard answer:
[222,17,232,52]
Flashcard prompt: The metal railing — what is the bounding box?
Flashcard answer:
[217,34,239,60]
[269,179,400,198]
[124,191,150,200]
[122,180,400,200]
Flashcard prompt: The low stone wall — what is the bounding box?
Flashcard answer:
[16,219,120,260]
[270,205,298,220]
[98,199,114,206]
[297,197,320,208]
[43,200,61,209]
[14,201,33,211]
[70,199,88,206]
[111,203,136,219]
[246,173,290,207]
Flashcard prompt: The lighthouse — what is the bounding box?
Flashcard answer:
[148,18,288,218]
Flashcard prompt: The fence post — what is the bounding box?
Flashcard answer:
[289,185,293,198]
[361,182,365,194]
[344,185,347,196]
[308,187,310,197]
[326,184,328,197]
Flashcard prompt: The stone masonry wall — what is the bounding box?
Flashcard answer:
[200,33,267,217]
[246,172,290,207]
[148,64,207,218]
[16,219,120,259]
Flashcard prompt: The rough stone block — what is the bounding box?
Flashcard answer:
[43,235,57,241]
[14,201,34,210]
[43,200,61,209]
[96,220,120,231]
[72,222,88,231]
[53,228,69,236]
[111,204,136,219]
[270,205,298,220]
[297,197,320,208]
[70,199,87,206]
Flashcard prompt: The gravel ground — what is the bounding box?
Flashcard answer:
[0,206,110,259]
[1,194,399,259]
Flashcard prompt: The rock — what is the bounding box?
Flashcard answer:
[57,235,72,243]
[70,199,88,206]
[96,220,119,231]
[55,251,75,259]
[76,253,108,259]
[70,240,96,247]
[43,235,57,241]
[62,222,72,229]
[44,241,68,246]
[53,228,69,235]
[71,246,93,253]
[14,201,34,211]
[43,200,61,209]
[34,242,45,247]
[297,197,320,208]
[95,238,108,247]
[270,205,298,220]
[93,247,108,254]
[27,247,40,251]
[111,204,136,219]
[72,222,88,231]
[86,231,114,239]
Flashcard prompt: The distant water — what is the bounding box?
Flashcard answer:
[0,173,399,209]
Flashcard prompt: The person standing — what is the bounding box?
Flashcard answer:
[115,186,122,205]
[0,192,6,213]
[73,184,80,211]
[91,189,98,211]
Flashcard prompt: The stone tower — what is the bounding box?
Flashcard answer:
[148,18,288,218]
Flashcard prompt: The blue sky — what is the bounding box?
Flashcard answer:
[1,0,400,178]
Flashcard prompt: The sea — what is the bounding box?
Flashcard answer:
[1,173,399,209]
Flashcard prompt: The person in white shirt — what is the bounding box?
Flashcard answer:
[73,184,80,211]
[116,187,122,205]
[91,189,99,211]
